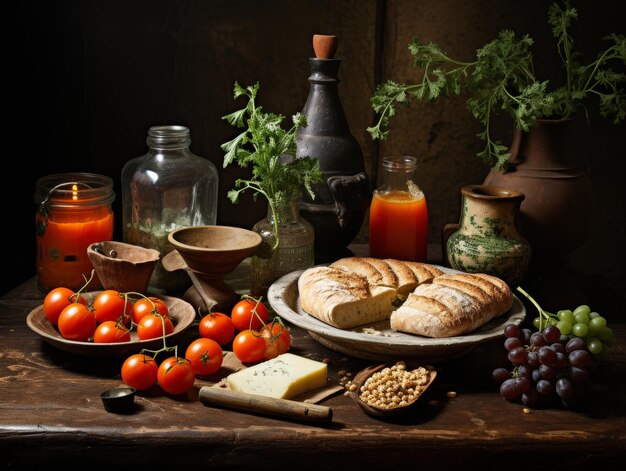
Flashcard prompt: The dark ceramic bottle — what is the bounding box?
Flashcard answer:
[296,34,370,263]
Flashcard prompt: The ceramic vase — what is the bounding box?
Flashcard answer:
[444,185,531,287]
[483,118,594,307]
[250,197,314,298]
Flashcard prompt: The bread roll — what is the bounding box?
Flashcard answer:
[389,273,513,337]
[384,258,443,298]
[298,265,397,329]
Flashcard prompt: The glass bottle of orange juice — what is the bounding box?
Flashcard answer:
[369,156,428,261]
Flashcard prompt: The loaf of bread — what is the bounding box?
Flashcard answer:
[389,273,513,337]
[298,257,443,329]
[298,265,397,329]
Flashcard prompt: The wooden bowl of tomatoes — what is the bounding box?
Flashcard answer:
[26,291,195,357]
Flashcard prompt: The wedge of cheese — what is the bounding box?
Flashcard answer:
[227,353,328,399]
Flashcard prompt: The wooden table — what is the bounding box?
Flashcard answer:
[1,250,625,470]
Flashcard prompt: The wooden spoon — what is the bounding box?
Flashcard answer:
[348,361,437,418]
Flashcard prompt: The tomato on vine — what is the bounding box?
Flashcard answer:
[121,353,158,390]
[198,311,235,345]
[93,321,131,343]
[43,287,85,325]
[231,297,269,332]
[185,337,223,376]
[157,356,195,395]
[232,329,266,363]
[57,303,97,341]
[132,296,170,324]
[137,313,174,340]
[260,320,291,359]
[92,289,132,325]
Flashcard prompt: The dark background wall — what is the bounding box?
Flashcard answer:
[5,0,625,302]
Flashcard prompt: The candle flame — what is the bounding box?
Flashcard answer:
[72,184,78,201]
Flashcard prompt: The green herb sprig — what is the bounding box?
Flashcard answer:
[368,0,625,170]
[221,82,322,250]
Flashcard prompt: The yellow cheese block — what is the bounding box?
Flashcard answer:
[227,353,328,399]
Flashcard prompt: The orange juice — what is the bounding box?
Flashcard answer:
[369,190,428,261]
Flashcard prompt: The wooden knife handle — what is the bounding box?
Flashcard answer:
[198,387,333,424]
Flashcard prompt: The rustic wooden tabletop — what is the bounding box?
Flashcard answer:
[1,245,624,470]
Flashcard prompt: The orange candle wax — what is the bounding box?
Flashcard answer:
[369,190,428,262]
[35,174,115,293]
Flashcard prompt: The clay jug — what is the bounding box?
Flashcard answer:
[483,119,594,307]
[296,34,370,263]
[444,185,531,288]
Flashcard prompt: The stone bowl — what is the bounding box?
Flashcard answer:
[87,241,160,293]
[167,225,262,278]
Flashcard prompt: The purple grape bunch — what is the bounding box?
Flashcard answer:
[493,323,596,408]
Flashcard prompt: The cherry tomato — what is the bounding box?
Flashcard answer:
[57,303,97,341]
[43,287,85,325]
[157,356,195,395]
[121,353,158,390]
[231,298,269,332]
[232,329,266,363]
[137,313,174,340]
[93,321,131,343]
[132,296,170,324]
[261,320,291,359]
[185,338,224,376]
[92,290,132,325]
[198,312,235,345]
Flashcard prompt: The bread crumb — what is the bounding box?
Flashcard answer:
[523,407,531,414]
[361,327,385,336]
[446,391,457,398]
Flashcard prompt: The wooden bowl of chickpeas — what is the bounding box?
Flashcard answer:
[348,361,437,418]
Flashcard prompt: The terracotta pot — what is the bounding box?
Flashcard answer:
[444,185,531,288]
[483,119,594,307]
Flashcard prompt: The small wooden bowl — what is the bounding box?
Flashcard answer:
[348,361,437,418]
[87,241,160,293]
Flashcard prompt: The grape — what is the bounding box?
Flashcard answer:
[500,378,521,400]
[538,364,556,380]
[572,323,589,337]
[551,342,565,353]
[504,337,523,352]
[517,365,531,378]
[530,332,547,347]
[556,377,575,400]
[504,323,521,338]
[588,316,607,335]
[566,337,586,353]
[508,347,528,365]
[542,324,561,343]
[554,352,568,368]
[587,337,603,355]
[521,328,532,345]
[521,387,539,406]
[556,320,573,335]
[492,367,511,384]
[569,367,589,384]
[573,305,591,319]
[538,346,557,366]
[557,309,574,323]
[531,368,541,383]
[515,376,531,394]
[536,379,554,396]
[532,317,542,330]
[527,351,540,368]
[569,350,594,369]
[589,311,601,319]
[596,326,613,345]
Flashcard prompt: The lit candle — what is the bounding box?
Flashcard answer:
[35,173,115,292]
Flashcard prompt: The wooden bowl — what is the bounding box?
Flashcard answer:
[167,225,262,278]
[348,361,437,418]
[87,241,160,293]
[26,292,195,357]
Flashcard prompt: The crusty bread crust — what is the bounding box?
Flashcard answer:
[298,257,513,336]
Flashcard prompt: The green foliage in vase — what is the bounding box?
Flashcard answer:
[368,0,626,170]
[221,81,322,248]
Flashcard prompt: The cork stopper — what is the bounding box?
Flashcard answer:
[313,34,338,59]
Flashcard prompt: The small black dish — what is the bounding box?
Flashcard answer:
[101,387,136,414]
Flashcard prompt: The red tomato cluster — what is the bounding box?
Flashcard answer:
[42,287,171,343]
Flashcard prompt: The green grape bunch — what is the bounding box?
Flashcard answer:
[518,287,614,360]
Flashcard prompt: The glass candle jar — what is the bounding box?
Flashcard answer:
[369,156,428,262]
[34,173,115,293]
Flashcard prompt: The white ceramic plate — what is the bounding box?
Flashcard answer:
[267,266,526,362]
